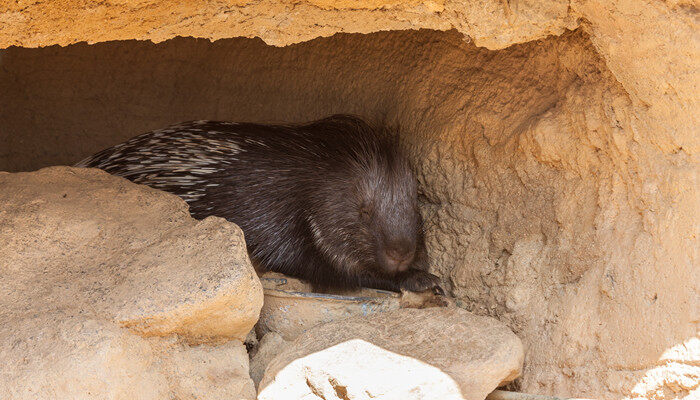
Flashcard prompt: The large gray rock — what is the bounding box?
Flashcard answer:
[0,166,263,399]
[258,307,524,400]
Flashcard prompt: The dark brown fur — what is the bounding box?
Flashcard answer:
[76,115,442,293]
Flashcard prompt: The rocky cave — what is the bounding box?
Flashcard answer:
[0,1,697,400]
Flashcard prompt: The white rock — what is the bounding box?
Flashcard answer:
[259,339,464,400]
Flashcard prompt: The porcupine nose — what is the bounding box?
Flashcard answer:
[385,244,414,273]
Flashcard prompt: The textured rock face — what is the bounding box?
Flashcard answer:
[626,337,700,400]
[256,272,403,342]
[0,2,697,399]
[0,167,262,399]
[249,332,290,388]
[2,1,695,155]
[0,0,575,50]
[258,308,524,400]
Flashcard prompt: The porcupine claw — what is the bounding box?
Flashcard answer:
[399,269,443,294]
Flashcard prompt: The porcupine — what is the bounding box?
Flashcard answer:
[75,115,443,293]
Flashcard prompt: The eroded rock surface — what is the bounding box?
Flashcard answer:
[626,337,700,400]
[0,166,262,399]
[250,332,290,389]
[1,1,697,398]
[0,0,575,50]
[258,307,524,400]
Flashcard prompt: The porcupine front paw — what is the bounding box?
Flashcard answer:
[399,269,444,295]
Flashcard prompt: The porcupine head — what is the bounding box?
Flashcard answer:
[302,130,429,288]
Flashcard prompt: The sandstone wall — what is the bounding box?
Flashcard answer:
[1,0,575,49]
[0,1,697,399]
[2,1,697,153]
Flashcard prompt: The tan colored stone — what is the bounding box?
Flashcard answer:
[0,166,262,399]
[156,338,257,400]
[0,0,573,49]
[1,316,257,400]
[258,307,524,400]
[251,273,451,386]
[0,1,697,398]
[250,332,291,389]
[625,337,700,400]
[257,272,402,342]
[1,29,696,399]
[570,0,699,155]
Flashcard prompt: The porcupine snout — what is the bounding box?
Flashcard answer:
[383,242,415,273]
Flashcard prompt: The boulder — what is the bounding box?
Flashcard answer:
[1,316,257,399]
[0,166,263,399]
[258,307,524,400]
